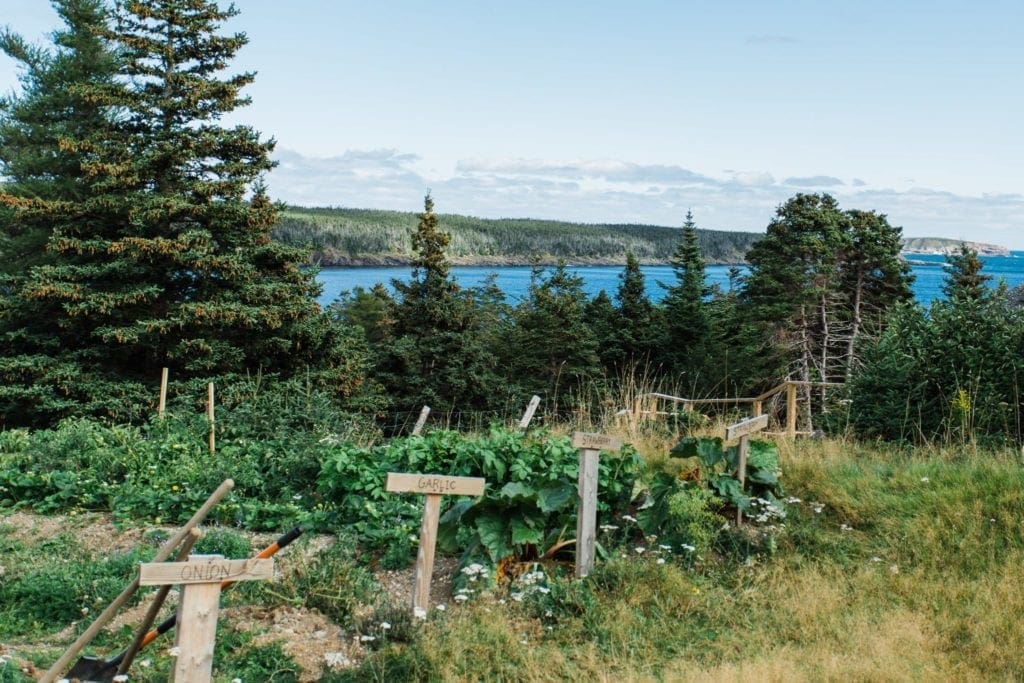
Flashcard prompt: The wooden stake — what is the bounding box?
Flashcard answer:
[518,395,541,430]
[386,472,485,614]
[158,367,169,419]
[42,479,234,683]
[116,529,202,677]
[571,432,622,578]
[412,405,430,435]
[207,382,215,455]
[786,382,798,437]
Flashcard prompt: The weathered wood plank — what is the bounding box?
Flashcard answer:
[575,448,600,578]
[725,414,770,440]
[412,493,441,613]
[518,395,541,430]
[412,405,430,435]
[571,431,623,451]
[139,558,273,586]
[172,555,223,683]
[385,472,485,496]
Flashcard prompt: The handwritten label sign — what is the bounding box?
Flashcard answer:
[386,472,485,497]
[725,414,770,441]
[571,431,623,451]
[139,558,273,586]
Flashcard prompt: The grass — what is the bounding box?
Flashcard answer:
[3,436,1023,680]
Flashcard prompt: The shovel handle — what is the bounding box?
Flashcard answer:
[42,479,235,683]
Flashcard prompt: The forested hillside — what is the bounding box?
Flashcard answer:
[273,206,762,265]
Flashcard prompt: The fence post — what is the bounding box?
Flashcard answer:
[786,382,797,437]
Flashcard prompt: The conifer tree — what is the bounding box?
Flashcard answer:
[0,0,357,424]
[942,244,991,302]
[379,195,503,412]
[661,210,711,379]
[615,252,658,363]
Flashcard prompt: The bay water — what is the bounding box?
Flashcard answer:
[316,252,1024,307]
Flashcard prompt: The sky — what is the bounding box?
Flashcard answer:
[2,0,1023,247]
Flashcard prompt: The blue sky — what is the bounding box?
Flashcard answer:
[3,0,1023,247]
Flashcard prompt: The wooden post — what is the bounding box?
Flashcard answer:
[786,382,797,437]
[725,415,770,525]
[518,395,541,430]
[633,395,643,424]
[412,406,430,435]
[207,382,215,455]
[571,432,623,578]
[42,480,234,683]
[158,367,169,419]
[116,529,202,677]
[139,555,273,683]
[752,399,763,418]
[386,473,485,614]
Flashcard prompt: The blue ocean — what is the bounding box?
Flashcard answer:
[316,252,1024,307]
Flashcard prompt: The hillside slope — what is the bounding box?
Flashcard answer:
[273,207,762,265]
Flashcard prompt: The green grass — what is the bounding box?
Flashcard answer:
[4,438,1024,680]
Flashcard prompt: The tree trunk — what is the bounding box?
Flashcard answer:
[845,268,864,382]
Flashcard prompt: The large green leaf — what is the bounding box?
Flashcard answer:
[476,514,514,561]
[536,482,574,513]
[671,436,727,467]
[747,440,780,472]
[499,481,535,501]
[510,518,543,546]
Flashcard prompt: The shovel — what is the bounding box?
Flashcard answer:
[66,524,304,682]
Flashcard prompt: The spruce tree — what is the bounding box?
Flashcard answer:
[942,244,991,301]
[379,195,503,412]
[661,210,711,379]
[0,0,356,425]
[615,252,658,363]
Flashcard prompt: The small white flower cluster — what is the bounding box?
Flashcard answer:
[324,651,352,669]
[839,523,853,532]
[750,497,787,524]
[599,523,619,532]
[810,502,825,514]
[461,562,488,582]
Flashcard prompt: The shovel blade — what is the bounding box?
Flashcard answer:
[66,655,119,682]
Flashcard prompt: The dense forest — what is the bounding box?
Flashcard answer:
[274,207,762,265]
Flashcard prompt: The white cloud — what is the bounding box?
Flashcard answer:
[266,148,1024,247]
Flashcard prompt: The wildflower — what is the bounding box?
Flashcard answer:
[325,652,352,668]
[599,524,619,532]
[360,635,376,642]
[169,646,181,657]
[171,485,179,491]
[870,556,882,563]
[511,592,524,602]
[622,515,638,523]
[380,621,391,630]
[658,544,672,551]
[436,604,446,611]
[113,676,129,682]
[414,607,427,619]
[454,594,469,602]
[839,524,853,532]
[691,587,700,595]
[293,494,302,500]
[890,564,899,574]
[537,586,550,594]
[231,679,242,683]
[656,558,666,565]
[681,543,696,552]
[634,547,645,554]
[545,610,553,617]
[920,476,929,483]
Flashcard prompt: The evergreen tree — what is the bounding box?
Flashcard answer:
[378,195,503,412]
[508,263,600,408]
[0,0,359,425]
[661,210,711,380]
[586,289,623,371]
[615,252,658,363]
[942,244,991,301]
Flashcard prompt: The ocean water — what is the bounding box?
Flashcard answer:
[316,252,1024,307]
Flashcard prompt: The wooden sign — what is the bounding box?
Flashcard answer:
[138,554,274,683]
[386,472,486,614]
[571,431,623,451]
[571,431,622,578]
[725,414,769,441]
[725,414,770,525]
[139,558,273,586]
[386,473,485,497]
